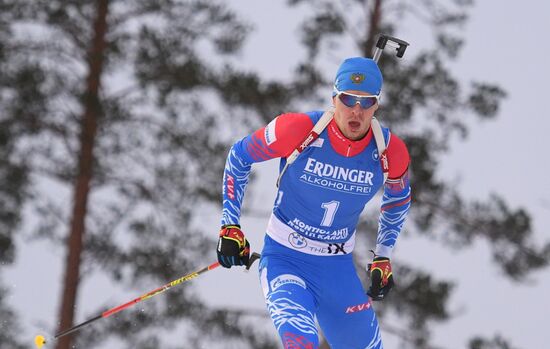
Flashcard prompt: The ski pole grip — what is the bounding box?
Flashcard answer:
[373,34,410,62]
[246,252,261,270]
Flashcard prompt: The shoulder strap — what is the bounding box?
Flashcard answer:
[276,107,335,187]
[371,117,389,183]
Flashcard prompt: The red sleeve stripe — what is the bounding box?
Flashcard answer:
[381,196,411,212]
[246,133,276,161]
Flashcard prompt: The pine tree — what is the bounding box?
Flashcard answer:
[282,0,547,348]
[2,0,290,348]
[0,2,29,347]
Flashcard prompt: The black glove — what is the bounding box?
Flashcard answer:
[217,225,250,268]
[367,257,394,301]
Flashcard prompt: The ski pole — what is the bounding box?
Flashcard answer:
[372,33,409,63]
[34,252,261,348]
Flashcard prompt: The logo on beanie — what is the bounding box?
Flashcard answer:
[350,73,365,84]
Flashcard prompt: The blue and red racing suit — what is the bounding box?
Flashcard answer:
[221,111,411,349]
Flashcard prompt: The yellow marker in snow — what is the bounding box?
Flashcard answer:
[34,335,46,348]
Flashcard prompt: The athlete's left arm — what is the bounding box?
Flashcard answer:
[375,134,412,258]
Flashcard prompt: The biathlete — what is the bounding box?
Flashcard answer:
[217,57,411,349]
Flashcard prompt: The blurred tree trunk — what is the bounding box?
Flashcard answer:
[364,0,382,57]
[55,1,109,348]
[6,1,288,347]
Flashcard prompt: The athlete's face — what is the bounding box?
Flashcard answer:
[333,90,379,141]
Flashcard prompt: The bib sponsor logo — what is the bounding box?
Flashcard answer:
[380,150,389,172]
[304,158,374,185]
[310,138,324,148]
[226,174,235,200]
[306,243,347,255]
[264,118,277,145]
[283,333,316,349]
[327,243,346,254]
[300,158,376,195]
[299,132,318,152]
[270,274,306,291]
[299,174,373,194]
[372,149,379,161]
[288,232,307,249]
[345,301,371,314]
[287,218,348,241]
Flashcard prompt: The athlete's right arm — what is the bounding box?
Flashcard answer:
[220,113,314,226]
